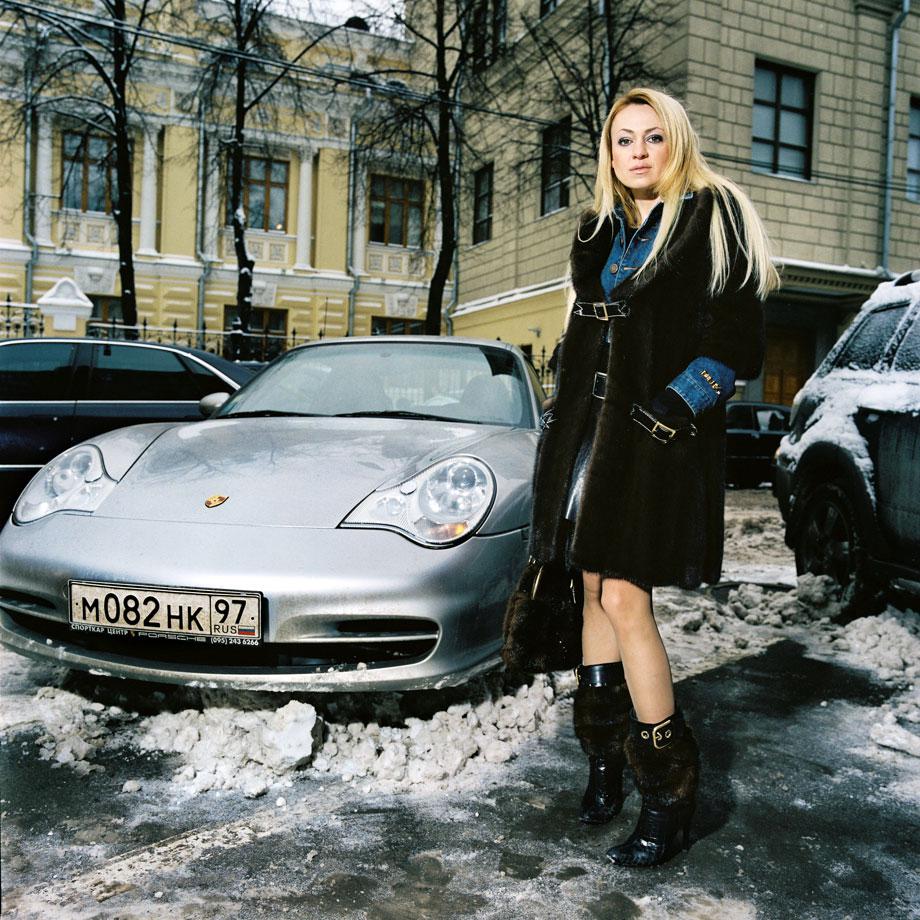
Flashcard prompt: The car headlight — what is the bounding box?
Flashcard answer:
[14,445,116,524]
[340,456,495,546]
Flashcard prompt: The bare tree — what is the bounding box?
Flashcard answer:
[515,0,679,197]
[351,0,502,336]
[190,1,342,335]
[0,0,175,328]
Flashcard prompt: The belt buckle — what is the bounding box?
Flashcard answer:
[592,372,607,399]
[649,418,678,443]
[593,302,609,321]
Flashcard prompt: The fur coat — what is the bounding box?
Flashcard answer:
[502,188,766,673]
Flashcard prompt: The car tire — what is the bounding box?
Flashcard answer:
[793,481,884,621]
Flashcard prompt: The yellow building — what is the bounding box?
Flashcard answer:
[0,10,438,354]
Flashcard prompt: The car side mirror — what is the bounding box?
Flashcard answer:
[199,391,230,417]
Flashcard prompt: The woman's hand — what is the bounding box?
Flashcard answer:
[631,389,696,443]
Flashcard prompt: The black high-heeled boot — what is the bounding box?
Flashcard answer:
[605,708,700,867]
[573,662,631,825]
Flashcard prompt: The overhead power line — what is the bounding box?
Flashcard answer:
[2,0,916,196]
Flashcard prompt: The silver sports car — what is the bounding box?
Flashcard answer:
[0,337,543,691]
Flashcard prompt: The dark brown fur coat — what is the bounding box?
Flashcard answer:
[502,189,766,673]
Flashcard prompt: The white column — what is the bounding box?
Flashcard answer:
[294,148,313,268]
[34,114,52,244]
[137,128,158,254]
[204,154,220,260]
[352,170,367,274]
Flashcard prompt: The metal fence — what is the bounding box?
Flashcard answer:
[2,295,559,388]
[83,318,312,363]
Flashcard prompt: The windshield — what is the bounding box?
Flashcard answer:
[217,341,536,427]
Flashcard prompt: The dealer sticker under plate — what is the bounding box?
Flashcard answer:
[69,581,263,644]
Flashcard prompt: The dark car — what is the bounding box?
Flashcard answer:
[0,338,254,523]
[725,400,791,488]
[774,270,920,617]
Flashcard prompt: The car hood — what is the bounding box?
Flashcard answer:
[94,416,510,527]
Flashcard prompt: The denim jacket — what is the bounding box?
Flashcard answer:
[602,195,736,417]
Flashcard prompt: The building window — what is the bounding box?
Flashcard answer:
[751,61,814,180]
[471,0,507,72]
[61,132,118,212]
[227,156,289,232]
[909,97,920,201]
[369,175,424,247]
[541,117,570,215]
[473,164,493,243]
[371,316,425,335]
[539,0,558,16]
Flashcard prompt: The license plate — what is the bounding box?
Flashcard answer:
[69,581,263,643]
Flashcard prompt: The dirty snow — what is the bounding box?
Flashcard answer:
[1,489,917,802]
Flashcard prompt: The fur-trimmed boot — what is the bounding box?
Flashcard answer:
[573,662,631,825]
[605,708,700,867]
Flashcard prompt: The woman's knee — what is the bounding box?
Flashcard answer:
[599,578,651,627]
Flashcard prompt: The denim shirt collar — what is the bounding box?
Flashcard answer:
[611,190,694,237]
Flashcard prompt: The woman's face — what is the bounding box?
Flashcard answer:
[609,103,669,198]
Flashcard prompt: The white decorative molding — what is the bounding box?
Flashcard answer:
[37,277,93,330]
[384,292,419,318]
[73,262,117,295]
[251,281,277,307]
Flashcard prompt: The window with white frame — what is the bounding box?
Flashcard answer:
[61,132,118,212]
[369,175,424,248]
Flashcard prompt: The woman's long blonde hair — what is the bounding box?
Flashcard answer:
[586,87,780,300]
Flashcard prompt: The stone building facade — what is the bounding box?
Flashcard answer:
[451,0,920,404]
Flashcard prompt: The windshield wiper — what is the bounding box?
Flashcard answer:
[332,409,468,423]
[220,409,321,418]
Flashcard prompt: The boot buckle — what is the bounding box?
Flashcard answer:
[639,717,674,749]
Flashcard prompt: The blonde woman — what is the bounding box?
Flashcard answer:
[503,87,779,867]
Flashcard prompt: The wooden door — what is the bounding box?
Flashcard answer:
[762,325,814,405]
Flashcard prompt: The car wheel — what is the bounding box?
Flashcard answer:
[793,481,884,620]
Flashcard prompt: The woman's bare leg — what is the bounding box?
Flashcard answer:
[581,570,621,664]
[585,573,675,723]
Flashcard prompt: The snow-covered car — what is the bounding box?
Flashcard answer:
[0,337,544,691]
[774,270,920,616]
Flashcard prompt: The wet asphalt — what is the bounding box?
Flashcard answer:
[2,637,918,919]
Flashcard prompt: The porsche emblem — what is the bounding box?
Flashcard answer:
[204,494,229,508]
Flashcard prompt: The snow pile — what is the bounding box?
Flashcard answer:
[727,574,842,627]
[17,687,131,775]
[312,674,559,789]
[723,513,787,562]
[134,700,320,798]
[826,607,920,682]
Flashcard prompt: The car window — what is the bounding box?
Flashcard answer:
[0,342,76,400]
[834,305,908,370]
[87,344,196,401]
[179,356,236,399]
[725,404,754,429]
[892,313,920,371]
[755,407,789,432]
[218,342,535,426]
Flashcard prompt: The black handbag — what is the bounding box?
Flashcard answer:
[501,556,584,674]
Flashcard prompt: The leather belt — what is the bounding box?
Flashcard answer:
[629,403,697,442]
[573,300,630,320]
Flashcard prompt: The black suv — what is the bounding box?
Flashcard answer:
[774,270,920,617]
[0,338,254,523]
